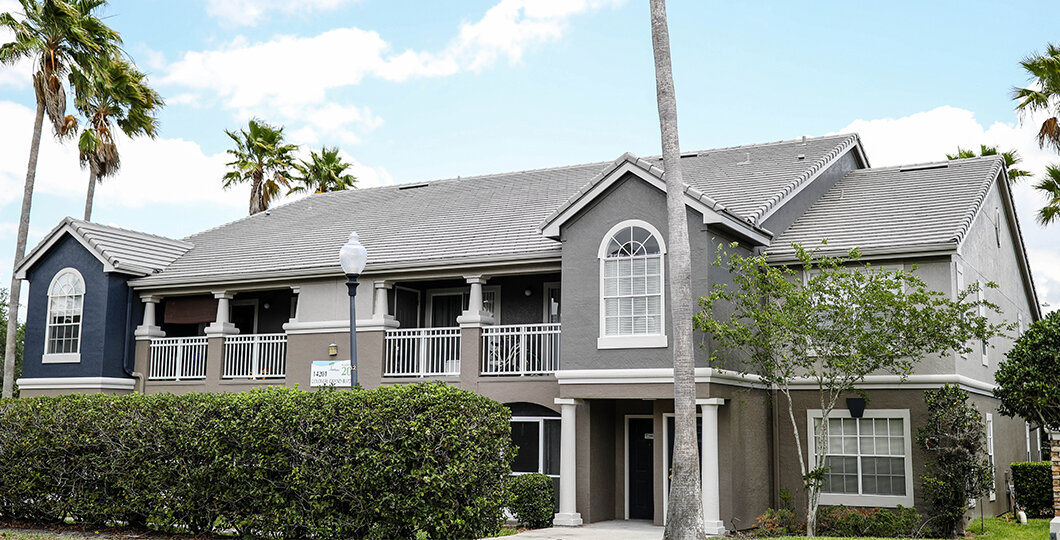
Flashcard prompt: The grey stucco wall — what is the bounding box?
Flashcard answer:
[953,176,1036,383]
[23,234,134,381]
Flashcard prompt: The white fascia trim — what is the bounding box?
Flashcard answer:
[15,225,123,279]
[757,142,858,223]
[16,377,136,391]
[596,335,668,350]
[41,353,81,364]
[554,368,997,395]
[765,242,958,264]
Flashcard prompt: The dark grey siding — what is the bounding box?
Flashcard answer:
[22,234,135,380]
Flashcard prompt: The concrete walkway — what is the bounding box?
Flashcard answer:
[505,520,664,539]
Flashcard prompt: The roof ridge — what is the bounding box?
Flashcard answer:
[845,154,1003,173]
[951,157,1005,245]
[745,133,860,224]
[69,218,193,248]
[643,133,854,157]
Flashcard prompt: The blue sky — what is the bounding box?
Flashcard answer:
[1,0,1058,314]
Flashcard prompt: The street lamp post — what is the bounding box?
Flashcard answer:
[339,232,368,389]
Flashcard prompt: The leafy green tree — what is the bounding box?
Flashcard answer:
[946,145,1031,182]
[917,385,993,537]
[222,119,299,214]
[1012,43,1060,153]
[1031,165,1060,225]
[696,243,1007,536]
[72,55,164,221]
[994,310,1060,431]
[288,146,357,195]
[0,0,122,398]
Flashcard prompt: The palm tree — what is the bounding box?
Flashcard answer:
[0,0,121,398]
[288,146,357,194]
[222,119,299,214]
[73,55,164,221]
[946,145,1031,182]
[648,1,704,538]
[1034,165,1060,225]
[1012,43,1060,153]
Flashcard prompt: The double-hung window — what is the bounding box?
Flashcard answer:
[43,268,85,363]
[598,220,667,349]
[808,409,914,507]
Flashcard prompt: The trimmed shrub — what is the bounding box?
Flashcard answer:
[507,473,554,529]
[753,508,801,537]
[1012,461,1052,518]
[0,383,515,539]
[816,505,921,538]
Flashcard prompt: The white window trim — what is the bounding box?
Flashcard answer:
[42,267,85,364]
[597,219,668,350]
[806,408,915,508]
[543,281,560,324]
[509,416,560,480]
[425,285,501,326]
[986,413,996,501]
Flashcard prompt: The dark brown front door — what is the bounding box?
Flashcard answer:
[628,417,654,520]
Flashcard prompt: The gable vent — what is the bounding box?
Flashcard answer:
[398,182,430,190]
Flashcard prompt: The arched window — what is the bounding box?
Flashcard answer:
[598,221,667,348]
[45,268,85,360]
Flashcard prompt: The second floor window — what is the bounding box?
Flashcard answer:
[46,268,85,357]
[601,221,664,337]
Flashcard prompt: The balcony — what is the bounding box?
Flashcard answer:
[148,336,208,380]
[223,333,287,379]
[383,327,461,377]
[481,323,560,376]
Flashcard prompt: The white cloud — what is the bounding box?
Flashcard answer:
[164,0,622,145]
[0,0,33,90]
[204,0,360,27]
[835,105,1060,314]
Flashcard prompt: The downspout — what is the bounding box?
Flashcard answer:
[122,285,145,392]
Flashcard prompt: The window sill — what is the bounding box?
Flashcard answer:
[818,493,913,508]
[42,353,81,364]
[597,334,668,350]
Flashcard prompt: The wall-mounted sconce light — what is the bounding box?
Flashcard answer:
[524,289,532,297]
[846,397,866,418]
[328,343,338,357]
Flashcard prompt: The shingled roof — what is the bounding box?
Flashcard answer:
[129,134,858,288]
[15,217,192,279]
[767,156,1005,259]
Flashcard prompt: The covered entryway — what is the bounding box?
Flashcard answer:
[626,416,654,520]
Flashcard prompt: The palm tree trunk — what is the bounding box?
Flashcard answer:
[83,168,98,221]
[249,172,263,215]
[3,101,45,398]
[650,1,705,539]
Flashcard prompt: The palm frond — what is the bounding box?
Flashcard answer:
[1033,164,1060,225]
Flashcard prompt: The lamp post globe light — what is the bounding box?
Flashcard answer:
[339,232,368,388]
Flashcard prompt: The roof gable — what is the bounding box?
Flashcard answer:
[15,218,192,279]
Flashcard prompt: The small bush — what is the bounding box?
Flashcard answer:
[507,473,554,529]
[1012,461,1051,518]
[0,384,514,539]
[754,508,801,537]
[816,505,921,538]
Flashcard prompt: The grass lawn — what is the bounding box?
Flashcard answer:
[768,516,1051,540]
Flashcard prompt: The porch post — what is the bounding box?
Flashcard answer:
[371,280,398,327]
[554,398,583,527]
[456,275,495,327]
[205,292,238,336]
[698,398,726,535]
[134,295,165,340]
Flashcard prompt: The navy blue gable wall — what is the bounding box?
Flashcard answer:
[22,234,134,380]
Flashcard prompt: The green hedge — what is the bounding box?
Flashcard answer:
[507,473,554,529]
[0,384,514,539]
[816,506,921,538]
[1012,461,1052,518]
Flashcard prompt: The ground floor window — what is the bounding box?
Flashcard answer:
[808,409,914,507]
[508,403,561,511]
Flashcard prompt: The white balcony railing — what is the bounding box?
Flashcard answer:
[149,336,208,381]
[384,327,461,377]
[223,333,287,379]
[481,323,560,376]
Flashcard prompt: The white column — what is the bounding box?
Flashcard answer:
[205,292,239,336]
[554,398,583,527]
[359,280,399,332]
[698,398,725,535]
[456,275,495,327]
[134,296,165,340]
